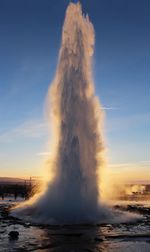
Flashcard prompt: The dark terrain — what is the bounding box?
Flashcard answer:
[1,201,150,251]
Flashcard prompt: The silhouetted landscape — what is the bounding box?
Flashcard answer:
[0,177,41,201]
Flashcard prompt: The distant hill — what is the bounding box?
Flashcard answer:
[125,180,150,185]
[0,177,27,185]
[0,177,42,185]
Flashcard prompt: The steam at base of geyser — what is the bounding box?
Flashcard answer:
[12,2,141,225]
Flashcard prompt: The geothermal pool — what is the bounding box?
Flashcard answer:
[1,201,150,252]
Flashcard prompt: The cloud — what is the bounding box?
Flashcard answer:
[108,163,132,168]
[101,106,118,110]
[0,119,49,143]
[108,161,150,170]
[36,152,50,156]
[139,160,150,165]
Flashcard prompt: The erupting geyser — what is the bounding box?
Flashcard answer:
[13,2,109,224]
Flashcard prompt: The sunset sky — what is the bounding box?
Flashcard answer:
[0,0,150,179]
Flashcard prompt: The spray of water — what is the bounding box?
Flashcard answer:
[38,2,106,223]
[12,2,141,224]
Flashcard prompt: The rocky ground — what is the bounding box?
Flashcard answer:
[1,202,150,251]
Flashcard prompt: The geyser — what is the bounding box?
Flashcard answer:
[13,2,108,224]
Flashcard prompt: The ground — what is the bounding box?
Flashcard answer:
[0,200,150,251]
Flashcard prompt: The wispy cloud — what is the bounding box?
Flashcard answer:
[0,119,48,143]
[36,152,50,156]
[139,160,150,165]
[102,106,118,110]
[109,163,132,168]
[109,161,150,169]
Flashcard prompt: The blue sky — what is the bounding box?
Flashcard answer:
[0,0,150,178]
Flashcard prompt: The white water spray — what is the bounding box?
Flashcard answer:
[36,2,105,223]
[13,2,141,224]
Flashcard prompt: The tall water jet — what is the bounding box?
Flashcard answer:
[13,2,107,224]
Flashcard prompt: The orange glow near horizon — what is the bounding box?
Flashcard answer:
[1,163,150,183]
[100,163,150,201]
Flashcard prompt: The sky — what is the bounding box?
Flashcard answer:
[0,0,150,179]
